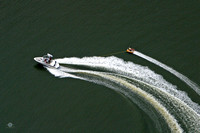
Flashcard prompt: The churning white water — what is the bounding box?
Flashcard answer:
[45,56,200,132]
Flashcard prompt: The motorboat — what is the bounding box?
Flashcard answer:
[34,53,60,68]
[126,47,135,54]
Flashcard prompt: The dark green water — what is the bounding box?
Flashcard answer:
[1,1,200,132]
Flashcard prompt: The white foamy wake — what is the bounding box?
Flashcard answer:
[47,67,200,132]
[55,56,200,114]
[45,56,200,132]
[92,72,184,133]
[46,68,183,132]
[134,51,200,96]
[46,67,83,79]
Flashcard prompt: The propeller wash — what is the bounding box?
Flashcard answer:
[46,56,200,133]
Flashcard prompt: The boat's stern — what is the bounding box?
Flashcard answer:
[54,61,60,68]
[50,60,60,68]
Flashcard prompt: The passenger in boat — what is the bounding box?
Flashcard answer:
[47,53,53,63]
[46,58,50,63]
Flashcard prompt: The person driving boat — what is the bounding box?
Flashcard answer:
[43,53,53,63]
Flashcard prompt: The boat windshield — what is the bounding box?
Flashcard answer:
[43,55,49,59]
[42,54,53,63]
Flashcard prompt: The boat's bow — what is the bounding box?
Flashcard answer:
[34,57,43,63]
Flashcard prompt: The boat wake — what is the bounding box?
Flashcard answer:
[45,56,200,133]
[134,51,200,96]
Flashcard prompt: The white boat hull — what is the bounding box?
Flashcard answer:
[34,57,60,68]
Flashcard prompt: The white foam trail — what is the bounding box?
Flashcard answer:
[134,51,200,96]
[45,67,83,80]
[50,67,183,132]
[55,56,177,90]
[115,74,200,131]
[49,56,200,132]
[97,73,183,133]
[56,56,177,91]
[55,56,200,114]
[48,65,200,132]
